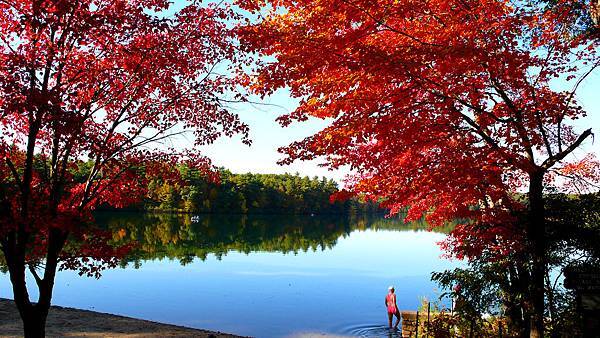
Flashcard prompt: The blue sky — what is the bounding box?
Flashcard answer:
[161,1,600,183]
[198,89,350,181]
[198,72,600,183]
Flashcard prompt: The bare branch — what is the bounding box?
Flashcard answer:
[542,128,593,169]
[490,79,535,163]
[28,263,43,287]
[563,61,600,112]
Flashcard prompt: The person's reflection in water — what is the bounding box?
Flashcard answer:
[385,286,401,329]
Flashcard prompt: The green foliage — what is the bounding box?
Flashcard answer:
[417,295,445,313]
[431,193,600,337]
[423,312,510,338]
[91,212,448,266]
[422,312,458,338]
[432,258,504,319]
[142,168,381,215]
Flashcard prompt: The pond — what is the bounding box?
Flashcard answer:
[0,213,462,338]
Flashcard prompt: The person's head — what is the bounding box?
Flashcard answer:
[388,285,395,293]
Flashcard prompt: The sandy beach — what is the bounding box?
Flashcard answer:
[0,298,246,338]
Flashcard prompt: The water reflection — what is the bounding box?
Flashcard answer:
[342,324,403,338]
[2,213,458,337]
[290,325,402,338]
[95,212,453,265]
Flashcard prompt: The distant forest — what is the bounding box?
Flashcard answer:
[108,168,383,215]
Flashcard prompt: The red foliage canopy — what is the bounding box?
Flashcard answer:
[238,0,599,259]
[0,0,247,270]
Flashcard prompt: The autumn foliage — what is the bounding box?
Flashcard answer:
[1,0,598,337]
[0,1,246,336]
[238,0,596,228]
[238,0,598,336]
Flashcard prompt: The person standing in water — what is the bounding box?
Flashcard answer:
[385,286,400,329]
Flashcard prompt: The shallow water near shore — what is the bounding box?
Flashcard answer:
[0,213,461,337]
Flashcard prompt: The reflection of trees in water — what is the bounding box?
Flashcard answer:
[94,212,453,266]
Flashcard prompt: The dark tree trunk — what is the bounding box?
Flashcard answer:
[21,307,48,338]
[2,227,66,338]
[4,247,46,338]
[517,262,532,338]
[506,263,526,337]
[7,255,58,338]
[504,257,533,338]
[527,171,546,338]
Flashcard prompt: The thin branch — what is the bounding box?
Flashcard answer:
[541,128,593,169]
[28,263,43,287]
[339,0,442,47]
[534,110,553,158]
[490,79,535,162]
[563,61,600,113]
[5,158,22,188]
[551,170,600,189]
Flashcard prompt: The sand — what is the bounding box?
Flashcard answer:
[0,298,246,338]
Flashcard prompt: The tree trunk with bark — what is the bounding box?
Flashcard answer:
[506,262,530,338]
[21,307,49,338]
[527,171,547,338]
[2,227,66,338]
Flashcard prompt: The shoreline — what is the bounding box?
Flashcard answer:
[94,209,387,216]
[0,298,246,338]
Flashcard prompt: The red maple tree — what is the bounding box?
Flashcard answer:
[238,0,599,336]
[0,1,248,336]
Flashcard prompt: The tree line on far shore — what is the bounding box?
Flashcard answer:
[105,167,383,215]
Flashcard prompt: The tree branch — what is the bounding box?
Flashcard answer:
[339,0,442,47]
[28,263,43,287]
[5,158,22,189]
[541,128,593,169]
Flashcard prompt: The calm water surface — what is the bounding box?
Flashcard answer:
[0,213,461,337]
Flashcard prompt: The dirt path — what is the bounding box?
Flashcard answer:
[0,298,247,338]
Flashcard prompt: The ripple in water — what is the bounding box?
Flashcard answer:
[342,324,403,337]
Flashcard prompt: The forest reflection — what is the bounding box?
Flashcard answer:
[95,212,454,267]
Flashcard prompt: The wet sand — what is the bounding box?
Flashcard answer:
[0,298,246,338]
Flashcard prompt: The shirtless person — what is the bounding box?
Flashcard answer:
[385,286,400,329]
